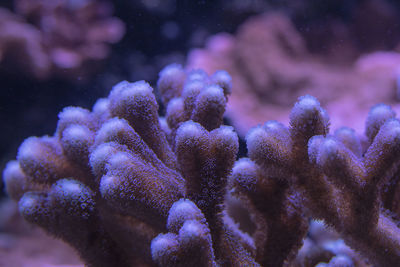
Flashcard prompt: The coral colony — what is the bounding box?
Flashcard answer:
[3,63,400,267]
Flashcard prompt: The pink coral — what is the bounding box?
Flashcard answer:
[187,12,400,136]
[0,0,124,80]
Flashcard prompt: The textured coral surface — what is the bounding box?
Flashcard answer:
[3,63,400,266]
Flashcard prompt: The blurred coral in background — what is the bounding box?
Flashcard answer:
[0,0,124,80]
[187,11,400,136]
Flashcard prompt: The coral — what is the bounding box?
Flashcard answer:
[0,7,50,79]
[243,95,400,266]
[0,0,124,80]
[3,63,400,266]
[228,156,308,267]
[187,12,400,135]
[2,64,258,266]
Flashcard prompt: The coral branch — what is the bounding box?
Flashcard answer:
[248,94,400,266]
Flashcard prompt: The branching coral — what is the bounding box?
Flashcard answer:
[2,64,257,266]
[3,64,400,266]
[242,95,400,266]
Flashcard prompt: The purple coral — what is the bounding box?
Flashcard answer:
[3,64,400,266]
[244,95,400,266]
[3,64,255,266]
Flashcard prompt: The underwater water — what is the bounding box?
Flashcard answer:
[1,1,400,266]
